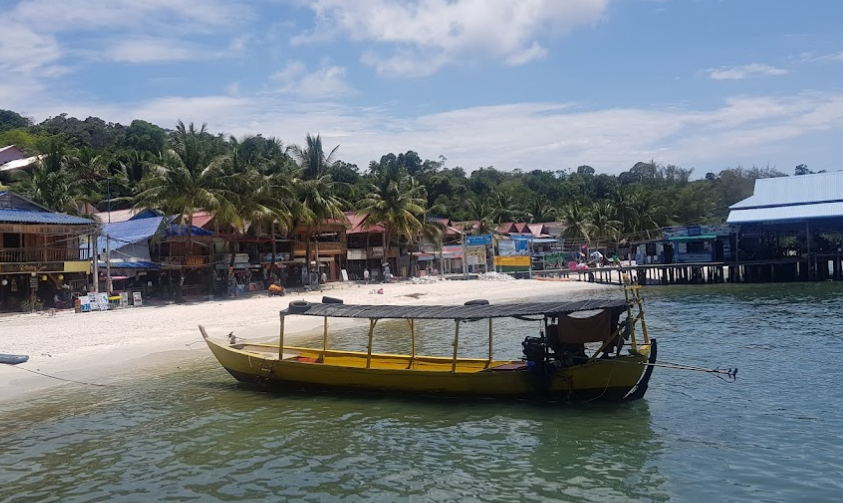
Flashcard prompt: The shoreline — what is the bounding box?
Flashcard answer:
[0,278,613,404]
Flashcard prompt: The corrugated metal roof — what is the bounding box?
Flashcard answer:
[0,208,93,225]
[97,260,160,270]
[730,172,843,209]
[295,298,628,320]
[727,201,843,224]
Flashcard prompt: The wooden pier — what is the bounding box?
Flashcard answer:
[531,255,843,285]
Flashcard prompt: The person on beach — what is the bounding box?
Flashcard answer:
[363,269,370,283]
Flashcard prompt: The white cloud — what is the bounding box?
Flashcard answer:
[706,63,788,80]
[813,51,843,63]
[103,37,208,64]
[292,0,609,76]
[270,61,357,99]
[13,89,843,175]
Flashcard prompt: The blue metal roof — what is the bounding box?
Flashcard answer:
[165,224,214,237]
[730,172,843,210]
[97,216,164,253]
[728,201,843,224]
[0,208,93,225]
[98,260,160,270]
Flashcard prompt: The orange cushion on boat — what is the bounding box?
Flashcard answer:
[297,356,320,363]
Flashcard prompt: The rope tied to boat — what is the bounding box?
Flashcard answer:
[620,359,738,381]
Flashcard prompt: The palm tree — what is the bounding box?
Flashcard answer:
[289,133,339,180]
[357,169,426,272]
[14,139,78,213]
[464,197,496,235]
[490,190,525,223]
[524,194,557,223]
[590,201,621,250]
[559,201,593,245]
[289,134,345,282]
[135,121,238,300]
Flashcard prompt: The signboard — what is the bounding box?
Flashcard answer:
[347,249,366,260]
[340,269,349,282]
[119,292,129,308]
[465,234,493,247]
[495,256,531,267]
[29,277,39,290]
[89,293,109,311]
[466,246,486,266]
[133,292,143,306]
[0,262,64,274]
[498,240,530,256]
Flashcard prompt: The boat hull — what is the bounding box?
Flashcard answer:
[203,337,655,402]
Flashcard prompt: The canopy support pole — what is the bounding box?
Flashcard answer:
[322,316,328,356]
[278,313,286,360]
[486,318,494,368]
[451,320,461,372]
[366,318,377,369]
[408,319,416,360]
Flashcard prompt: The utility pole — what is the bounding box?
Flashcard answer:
[92,230,99,293]
[462,231,468,280]
[105,234,112,295]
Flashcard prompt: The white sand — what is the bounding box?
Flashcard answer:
[0,278,612,403]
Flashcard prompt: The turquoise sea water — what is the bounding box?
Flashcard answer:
[1,283,842,502]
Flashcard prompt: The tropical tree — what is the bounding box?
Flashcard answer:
[463,197,497,235]
[590,201,621,250]
[559,201,592,245]
[288,133,347,282]
[524,194,557,223]
[357,168,426,270]
[13,139,79,213]
[135,121,238,299]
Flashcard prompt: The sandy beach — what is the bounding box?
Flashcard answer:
[0,277,612,403]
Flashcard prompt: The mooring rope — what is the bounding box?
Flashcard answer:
[4,365,113,387]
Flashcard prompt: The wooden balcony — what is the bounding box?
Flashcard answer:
[0,248,89,263]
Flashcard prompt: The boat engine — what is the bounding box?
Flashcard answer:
[522,336,548,366]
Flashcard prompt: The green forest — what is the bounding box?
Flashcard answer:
[0,108,813,246]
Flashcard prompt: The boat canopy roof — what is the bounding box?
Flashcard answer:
[286,298,629,320]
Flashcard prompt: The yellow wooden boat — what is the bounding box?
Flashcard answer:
[201,284,657,402]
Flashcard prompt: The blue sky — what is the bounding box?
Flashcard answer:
[2,0,843,176]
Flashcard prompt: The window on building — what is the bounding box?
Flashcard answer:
[2,233,21,248]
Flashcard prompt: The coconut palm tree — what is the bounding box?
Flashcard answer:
[559,201,593,244]
[13,139,78,213]
[590,201,621,250]
[135,121,238,300]
[464,197,496,235]
[357,169,426,271]
[289,133,339,180]
[524,194,557,224]
[417,203,448,275]
[288,134,346,282]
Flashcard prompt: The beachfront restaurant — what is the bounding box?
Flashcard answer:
[661,225,735,264]
[727,171,843,282]
[0,191,94,312]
